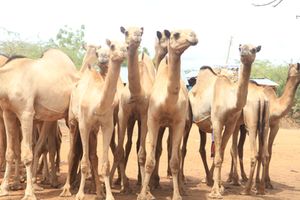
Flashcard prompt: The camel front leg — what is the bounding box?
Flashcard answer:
[137,116,159,200]
[101,119,115,200]
[11,127,22,191]
[209,119,224,199]
[170,121,185,200]
[20,110,36,200]
[60,121,80,197]
[0,111,18,197]
[75,122,91,200]
[137,114,148,186]
[0,117,6,171]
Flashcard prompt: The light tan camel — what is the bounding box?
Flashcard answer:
[79,44,101,73]
[231,62,300,190]
[110,26,155,193]
[137,29,198,200]
[209,44,261,198]
[66,39,127,200]
[0,49,79,200]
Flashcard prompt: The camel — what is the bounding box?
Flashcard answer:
[0,49,79,200]
[189,44,261,198]
[110,26,155,193]
[230,62,300,190]
[79,44,101,73]
[65,39,127,200]
[137,29,198,200]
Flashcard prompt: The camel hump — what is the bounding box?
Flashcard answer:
[199,66,217,75]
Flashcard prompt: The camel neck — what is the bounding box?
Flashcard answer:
[274,76,300,119]
[79,53,93,73]
[154,45,166,70]
[167,50,181,96]
[98,59,122,111]
[235,62,252,110]
[127,47,142,95]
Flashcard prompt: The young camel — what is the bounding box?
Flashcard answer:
[138,29,198,200]
[110,26,154,193]
[230,62,300,189]
[0,49,79,200]
[67,39,127,200]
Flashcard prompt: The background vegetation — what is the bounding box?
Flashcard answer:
[0,26,299,121]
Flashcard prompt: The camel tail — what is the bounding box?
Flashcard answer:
[257,100,269,146]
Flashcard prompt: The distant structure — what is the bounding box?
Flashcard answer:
[250,78,279,91]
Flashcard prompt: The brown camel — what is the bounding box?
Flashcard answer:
[0,49,79,200]
[66,39,127,200]
[137,29,198,200]
[230,62,300,190]
[110,26,155,193]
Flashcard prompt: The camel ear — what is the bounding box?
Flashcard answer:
[164,30,171,39]
[297,63,300,71]
[120,26,126,34]
[156,31,162,40]
[140,27,144,35]
[106,39,111,47]
[239,44,242,52]
[256,45,261,53]
[173,32,180,40]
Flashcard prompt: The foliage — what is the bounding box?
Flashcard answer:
[251,60,300,118]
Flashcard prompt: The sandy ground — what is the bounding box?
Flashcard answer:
[0,123,299,200]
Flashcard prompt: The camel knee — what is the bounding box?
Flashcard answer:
[101,162,110,176]
[170,158,180,174]
[250,157,258,167]
[21,149,33,165]
[138,148,146,166]
[80,161,90,174]
[145,157,156,174]
[214,157,222,168]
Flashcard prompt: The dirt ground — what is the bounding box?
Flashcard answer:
[1,122,299,200]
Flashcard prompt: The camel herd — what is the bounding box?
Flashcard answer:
[0,26,299,200]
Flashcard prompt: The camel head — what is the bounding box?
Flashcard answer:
[82,44,101,65]
[155,31,168,57]
[120,26,143,48]
[164,29,198,55]
[95,47,110,73]
[106,39,128,63]
[239,44,261,65]
[287,63,300,81]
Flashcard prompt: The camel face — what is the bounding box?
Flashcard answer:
[288,63,300,79]
[165,29,198,55]
[106,39,128,62]
[120,26,143,48]
[82,44,102,65]
[239,44,261,65]
[96,48,110,65]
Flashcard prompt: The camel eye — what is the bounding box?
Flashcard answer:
[110,45,115,51]
[250,48,256,54]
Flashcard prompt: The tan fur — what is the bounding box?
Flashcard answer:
[66,40,127,200]
[0,49,79,200]
[138,29,198,200]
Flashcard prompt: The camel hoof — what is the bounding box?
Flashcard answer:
[21,194,38,200]
[33,183,44,191]
[172,195,182,200]
[208,191,223,199]
[60,187,72,197]
[137,192,156,200]
[265,181,274,189]
[0,188,9,197]
[75,192,85,200]
[240,189,251,195]
[105,196,115,200]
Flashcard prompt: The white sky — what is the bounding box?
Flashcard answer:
[0,0,299,69]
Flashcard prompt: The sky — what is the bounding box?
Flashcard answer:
[0,0,299,70]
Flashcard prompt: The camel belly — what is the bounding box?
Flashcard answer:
[34,103,67,121]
